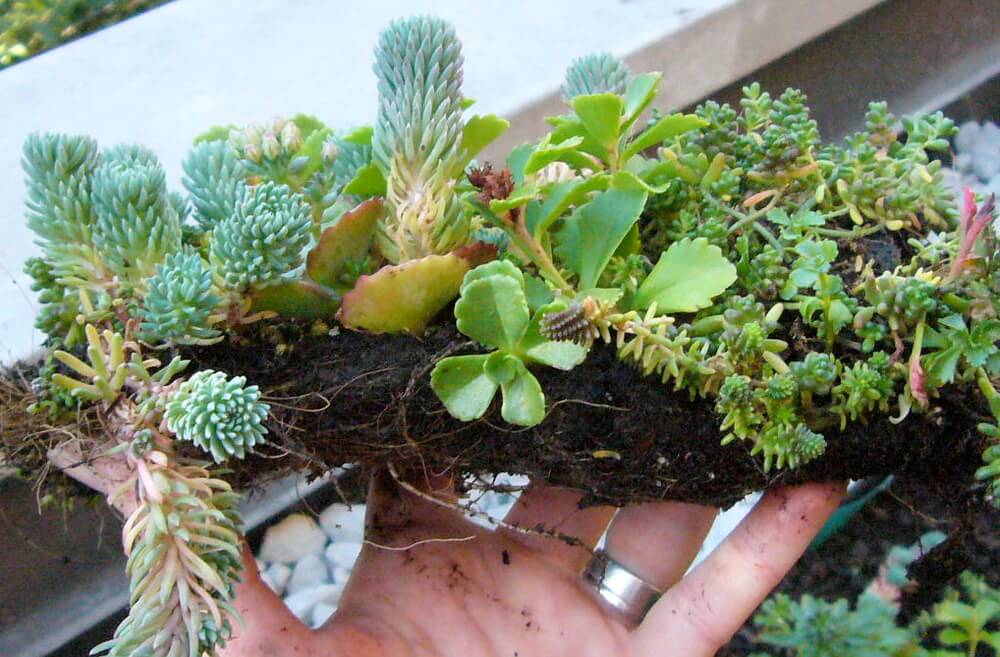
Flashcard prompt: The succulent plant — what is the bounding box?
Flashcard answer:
[372,15,469,262]
[561,52,631,100]
[182,139,247,231]
[165,369,269,463]
[209,181,312,291]
[139,250,222,344]
[22,132,102,279]
[93,461,243,657]
[91,148,183,279]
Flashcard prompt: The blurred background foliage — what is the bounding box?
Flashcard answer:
[1,0,170,69]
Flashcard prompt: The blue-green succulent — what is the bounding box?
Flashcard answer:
[182,139,246,231]
[165,369,269,463]
[372,15,469,262]
[22,133,101,279]
[561,52,631,100]
[91,148,182,279]
[139,250,222,344]
[209,181,312,290]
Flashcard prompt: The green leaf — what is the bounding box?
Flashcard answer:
[307,198,382,289]
[342,125,374,145]
[610,170,671,194]
[343,164,387,197]
[431,354,498,421]
[456,114,510,173]
[622,113,708,161]
[524,274,554,312]
[290,114,328,139]
[455,273,529,351]
[526,175,609,237]
[524,135,586,175]
[925,345,963,386]
[621,72,662,129]
[520,304,588,370]
[633,237,737,312]
[506,143,535,184]
[500,361,546,426]
[489,184,538,213]
[554,187,647,290]
[338,254,469,334]
[295,127,332,180]
[484,351,520,384]
[461,259,524,292]
[249,280,340,320]
[193,125,236,145]
[571,93,624,149]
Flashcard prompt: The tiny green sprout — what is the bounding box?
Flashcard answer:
[431,260,586,426]
[165,369,269,463]
[210,181,313,291]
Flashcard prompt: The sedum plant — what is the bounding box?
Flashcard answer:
[561,52,631,100]
[14,14,1000,657]
[165,369,269,463]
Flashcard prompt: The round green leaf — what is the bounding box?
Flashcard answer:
[430,354,497,421]
[633,237,737,313]
[455,274,529,351]
[500,361,546,426]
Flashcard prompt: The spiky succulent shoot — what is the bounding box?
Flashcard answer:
[166,370,269,463]
[561,52,630,100]
[209,182,312,291]
[22,133,102,279]
[50,324,189,403]
[91,147,182,280]
[93,460,242,657]
[182,140,246,231]
[372,16,469,262]
[139,250,222,345]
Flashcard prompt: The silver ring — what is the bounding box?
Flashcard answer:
[584,550,663,625]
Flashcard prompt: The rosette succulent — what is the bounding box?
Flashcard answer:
[139,250,222,344]
[209,181,312,290]
[165,369,269,463]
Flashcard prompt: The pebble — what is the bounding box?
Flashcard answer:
[286,553,330,594]
[261,562,292,596]
[318,504,366,543]
[284,583,345,622]
[311,602,337,628]
[259,513,328,563]
[325,541,363,569]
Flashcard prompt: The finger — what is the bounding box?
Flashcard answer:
[603,501,717,591]
[632,482,845,656]
[502,484,615,572]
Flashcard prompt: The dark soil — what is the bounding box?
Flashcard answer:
[180,321,989,511]
[720,487,1000,655]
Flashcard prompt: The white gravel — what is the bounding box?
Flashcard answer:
[944,120,1000,203]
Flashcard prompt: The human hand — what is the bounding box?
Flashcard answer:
[52,447,844,657]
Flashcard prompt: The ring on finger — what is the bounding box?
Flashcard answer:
[584,549,663,626]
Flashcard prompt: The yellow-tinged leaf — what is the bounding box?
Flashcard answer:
[338,253,472,334]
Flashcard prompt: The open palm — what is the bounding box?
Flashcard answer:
[223,470,844,657]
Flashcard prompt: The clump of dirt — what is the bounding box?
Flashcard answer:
[163,322,989,511]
